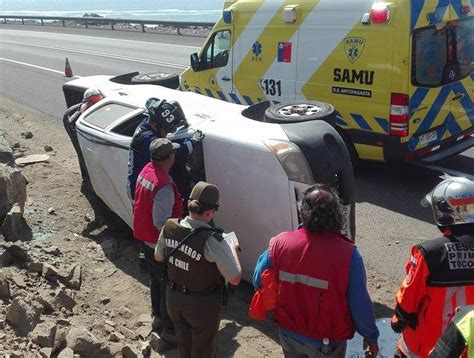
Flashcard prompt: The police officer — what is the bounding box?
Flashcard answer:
[155,181,242,358]
[133,138,184,343]
[392,176,474,357]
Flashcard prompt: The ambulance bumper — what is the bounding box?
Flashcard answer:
[411,135,474,163]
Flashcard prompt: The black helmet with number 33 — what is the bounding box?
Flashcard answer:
[145,97,187,133]
[421,175,474,226]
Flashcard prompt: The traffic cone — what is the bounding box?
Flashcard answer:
[64,57,73,77]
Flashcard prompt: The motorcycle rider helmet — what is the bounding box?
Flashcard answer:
[145,98,187,133]
[421,175,474,226]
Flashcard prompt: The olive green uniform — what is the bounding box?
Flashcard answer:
[156,216,240,358]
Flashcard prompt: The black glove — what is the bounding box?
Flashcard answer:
[391,315,405,333]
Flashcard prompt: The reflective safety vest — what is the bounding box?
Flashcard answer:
[395,228,474,357]
[430,306,474,358]
[162,219,222,292]
[133,163,183,243]
[269,228,355,341]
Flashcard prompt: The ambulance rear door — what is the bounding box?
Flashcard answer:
[408,1,473,154]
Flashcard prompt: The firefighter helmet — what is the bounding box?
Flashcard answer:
[421,175,474,226]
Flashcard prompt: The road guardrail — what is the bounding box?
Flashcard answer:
[0,15,215,36]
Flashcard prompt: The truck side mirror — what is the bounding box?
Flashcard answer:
[190,53,200,71]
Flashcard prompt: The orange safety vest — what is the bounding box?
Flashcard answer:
[394,229,474,357]
[249,269,278,320]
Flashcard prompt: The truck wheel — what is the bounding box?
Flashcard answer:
[131,72,180,89]
[264,101,336,125]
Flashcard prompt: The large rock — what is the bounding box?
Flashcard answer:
[59,264,81,290]
[0,163,27,221]
[57,347,74,358]
[54,289,76,311]
[0,271,11,300]
[1,203,24,241]
[31,321,57,347]
[0,246,12,267]
[122,345,141,358]
[66,327,100,355]
[5,242,30,262]
[6,298,42,336]
[0,135,14,165]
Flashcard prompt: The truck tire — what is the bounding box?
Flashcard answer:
[264,101,336,125]
[131,72,180,89]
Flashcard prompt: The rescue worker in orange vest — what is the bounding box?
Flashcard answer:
[253,184,379,357]
[133,138,184,343]
[155,182,242,358]
[392,176,474,357]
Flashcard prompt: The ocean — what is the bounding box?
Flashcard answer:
[0,0,223,22]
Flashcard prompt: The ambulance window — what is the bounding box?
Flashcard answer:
[412,25,447,87]
[201,30,231,69]
[454,17,473,79]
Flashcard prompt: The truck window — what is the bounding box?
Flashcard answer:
[412,17,473,87]
[454,17,473,79]
[201,30,231,69]
[84,103,135,130]
[412,25,447,87]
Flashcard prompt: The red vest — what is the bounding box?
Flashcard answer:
[269,228,355,342]
[133,163,183,243]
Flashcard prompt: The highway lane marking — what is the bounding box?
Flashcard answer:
[0,28,202,50]
[0,40,188,70]
[0,57,69,75]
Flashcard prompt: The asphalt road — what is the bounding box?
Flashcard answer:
[0,25,473,288]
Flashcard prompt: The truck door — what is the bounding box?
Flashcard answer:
[409,12,473,153]
[450,16,473,131]
[196,28,234,100]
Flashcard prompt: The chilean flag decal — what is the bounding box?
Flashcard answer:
[277,42,292,63]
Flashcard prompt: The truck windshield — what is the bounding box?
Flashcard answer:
[412,17,473,87]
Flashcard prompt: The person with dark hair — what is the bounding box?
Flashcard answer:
[155,181,242,358]
[253,184,379,357]
[392,176,474,357]
[133,138,184,344]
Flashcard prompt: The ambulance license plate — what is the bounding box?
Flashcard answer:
[418,130,438,145]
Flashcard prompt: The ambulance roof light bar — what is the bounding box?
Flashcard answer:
[370,2,390,24]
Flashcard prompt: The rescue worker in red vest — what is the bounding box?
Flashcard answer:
[155,181,242,358]
[128,97,203,273]
[133,138,184,343]
[253,184,379,357]
[429,306,474,358]
[392,175,474,357]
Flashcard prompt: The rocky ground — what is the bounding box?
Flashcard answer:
[0,96,397,357]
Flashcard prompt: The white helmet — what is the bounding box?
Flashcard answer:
[421,175,474,226]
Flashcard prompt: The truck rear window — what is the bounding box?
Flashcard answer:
[84,103,135,130]
[412,17,473,87]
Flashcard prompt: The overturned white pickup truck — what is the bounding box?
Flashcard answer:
[62,74,355,280]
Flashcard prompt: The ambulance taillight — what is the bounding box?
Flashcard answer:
[389,93,409,137]
[370,3,390,24]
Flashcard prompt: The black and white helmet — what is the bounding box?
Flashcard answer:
[145,98,187,133]
[421,175,474,226]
